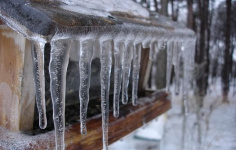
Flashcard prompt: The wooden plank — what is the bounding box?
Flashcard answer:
[66,92,170,150]
[0,92,170,150]
[19,39,36,131]
[0,26,35,131]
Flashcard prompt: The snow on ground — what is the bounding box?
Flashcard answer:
[110,79,236,150]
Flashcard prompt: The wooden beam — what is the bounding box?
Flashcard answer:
[0,92,170,150]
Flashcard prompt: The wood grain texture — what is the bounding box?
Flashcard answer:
[0,92,170,150]
[0,26,35,131]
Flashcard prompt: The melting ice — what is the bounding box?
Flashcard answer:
[31,41,47,129]
[49,39,71,150]
[79,39,94,135]
[31,34,196,150]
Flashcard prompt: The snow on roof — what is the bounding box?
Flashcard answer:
[59,0,150,18]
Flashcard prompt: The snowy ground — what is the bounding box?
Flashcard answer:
[109,80,236,150]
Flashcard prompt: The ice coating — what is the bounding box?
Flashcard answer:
[166,41,173,92]
[132,43,142,106]
[79,39,94,135]
[60,0,149,18]
[49,39,71,150]
[113,41,124,117]
[31,41,47,129]
[122,41,134,104]
[172,42,181,95]
[100,40,112,150]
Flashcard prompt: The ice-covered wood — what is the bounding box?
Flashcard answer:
[0,92,170,150]
[0,26,35,131]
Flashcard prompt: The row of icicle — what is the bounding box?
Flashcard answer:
[31,37,196,150]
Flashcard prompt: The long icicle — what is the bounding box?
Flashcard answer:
[149,41,156,60]
[122,41,134,104]
[100,40,112,150]
[31,41,47,129]
[132,43,142,106]
[183,44,189,115]
[151,41,160,90]
[79,39,94,134]
[113,41,124,117]
[166,41,173,92]
[172,41,181,95]
[49,39,71,150]
[182,41,196,115]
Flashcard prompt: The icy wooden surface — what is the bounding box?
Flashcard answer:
[0,0,195,41]
[0,26,35,131]
[0,92,170,150]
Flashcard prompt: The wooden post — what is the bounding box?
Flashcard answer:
[0,25,35,131]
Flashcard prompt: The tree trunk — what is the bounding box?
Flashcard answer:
[154,0,159,12]
[160,0,168,16]
[187,0,195,30]
[171,0,179,21]
[195,0,209,97]
[222,0,232,99]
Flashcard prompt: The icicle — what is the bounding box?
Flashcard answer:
[172,42,181,95]
[172,42,178,66]
[79,39,94,135]
[151,41,160,90]
[113,41,124,118]
[159,41,166,50]
[49,39,71,150]
[132,43,142,106]
[31,41,47,129]
[183,53,189,115]
[155,41,160,55]
[100,40,112,150]
[166,41,173,92]
[122,41,134,104]
[182,40,195,115]
[149,41,156,60]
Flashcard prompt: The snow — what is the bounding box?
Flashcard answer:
[60,0,150,18]
[110,80,236,150]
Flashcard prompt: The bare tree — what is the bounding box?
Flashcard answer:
[195,0,210,97]
[187,0,195,29]
[171,0,179,21]
[160,0,168,16]
[222,0,232,101]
